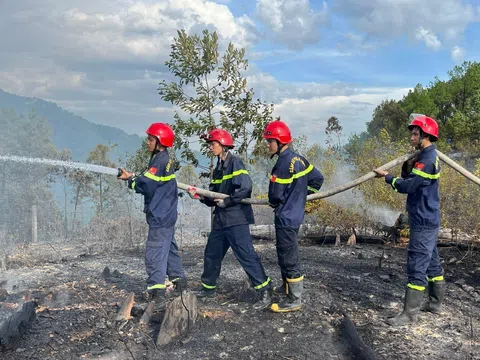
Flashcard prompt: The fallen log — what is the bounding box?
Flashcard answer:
[0,301,37,350]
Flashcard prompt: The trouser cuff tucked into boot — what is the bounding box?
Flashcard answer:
[252,278,273,310]
[195,283,217,298]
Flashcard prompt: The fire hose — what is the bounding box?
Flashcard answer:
[172,150,480,205]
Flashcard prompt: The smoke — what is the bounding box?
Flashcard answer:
[324,162,401,226]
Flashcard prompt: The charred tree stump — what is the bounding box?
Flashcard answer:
[156,291,197,346]
[115,292,135,321]
[139,302,155,326]
[0,301,37,350]
[347,233,357,246]
[335,233,341,247]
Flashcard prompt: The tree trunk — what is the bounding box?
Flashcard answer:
[31,204,37,244]
[99,174,103,214]
[72,186,81,232]
[64,184,68,241]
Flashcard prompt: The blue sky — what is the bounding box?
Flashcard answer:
[1,0,479,146]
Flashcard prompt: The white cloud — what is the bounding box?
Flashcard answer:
[273,87,411,144]
[245,71,410,144]
[415,27,442,51]
[0,59,86,97]
[58,1,257,61]
[333,0,478,49]
[451,45,465,62]
[0,0,260,135]
[256,0,328,49]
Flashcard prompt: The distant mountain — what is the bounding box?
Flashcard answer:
[0,89,143,163]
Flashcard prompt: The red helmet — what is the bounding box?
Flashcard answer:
[204,128,234,147]
[408,114,439,141]
[262,120,292,144]
[145,123,175,147]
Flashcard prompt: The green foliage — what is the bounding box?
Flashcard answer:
[325,116,343,151]
[365,100,409,142]
[159,29,273,171]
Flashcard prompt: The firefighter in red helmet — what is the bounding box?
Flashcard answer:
[187,128,274,310]
[118,122,187,312]
[263,120,324,312]
[374,114,445,326]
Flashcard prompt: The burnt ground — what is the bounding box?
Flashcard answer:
[0,235,479,360]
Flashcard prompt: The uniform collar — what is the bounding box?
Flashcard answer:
[421,144,436,154]
[278,147,292,158]
[150,149,168,163]
[216,151,232,169]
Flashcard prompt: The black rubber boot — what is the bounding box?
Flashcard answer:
[252,288,273,310]
[172,278,188,294]
[421,280,445,314]
[195,288,216,299]
[150,288,167,312]
[271,278,303,313]
[273,279,287,296]
[386,287,424,326]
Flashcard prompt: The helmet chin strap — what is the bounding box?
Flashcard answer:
[270,140,286,159]
[416,129,426,150]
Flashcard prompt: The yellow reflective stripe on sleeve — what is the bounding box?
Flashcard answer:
[286,275,304,283]
[254,277,271,290]
[211,169,249,184]
[270,175,293,184]
[144,172,176,182]
[407,283,425,291]
[412,168,440,179]
[307,186,319,193]
[130,180,136,190]
[392,177,398,192]
[202,282,216,289]
[427,275,444,282]
[147,284,166,290]
[270,164,314,184]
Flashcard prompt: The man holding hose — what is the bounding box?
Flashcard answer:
[374,114,445,326]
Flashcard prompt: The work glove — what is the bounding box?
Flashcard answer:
[187,186,203,200]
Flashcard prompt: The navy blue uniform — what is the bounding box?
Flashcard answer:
[268,148,324,279]
[128,150,185,291]
[385,145,443,288]
[200,152,271,292]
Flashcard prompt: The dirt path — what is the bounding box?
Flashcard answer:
[0,238,479,360]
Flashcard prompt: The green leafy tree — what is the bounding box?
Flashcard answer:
[158,29,274,174]
[366,100,409,142]
[325,116,343,151]
[399,84,439,119]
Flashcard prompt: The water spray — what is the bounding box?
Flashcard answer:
[0,155,120,176]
